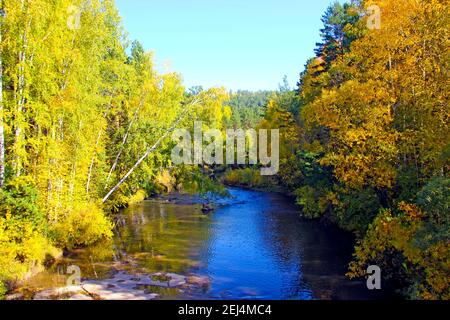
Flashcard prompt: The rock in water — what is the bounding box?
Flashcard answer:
[201,203,214,214]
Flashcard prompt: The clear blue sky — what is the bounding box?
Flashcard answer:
[115,0,337,91]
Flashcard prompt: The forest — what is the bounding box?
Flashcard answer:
[0,0,448,300]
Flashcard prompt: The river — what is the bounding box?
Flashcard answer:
[20,188,387,300]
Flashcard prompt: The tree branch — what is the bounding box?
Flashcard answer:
[102,98,200,203]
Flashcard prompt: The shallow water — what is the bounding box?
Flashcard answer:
[21,188,388,300]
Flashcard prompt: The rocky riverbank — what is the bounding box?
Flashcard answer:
[6,269,210,300]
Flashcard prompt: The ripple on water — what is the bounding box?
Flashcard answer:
[16,188,390,300]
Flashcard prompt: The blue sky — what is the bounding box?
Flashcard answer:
[115,0,337,91]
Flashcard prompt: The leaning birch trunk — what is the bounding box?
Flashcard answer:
[105,92,147,188]
[102,99,200,203]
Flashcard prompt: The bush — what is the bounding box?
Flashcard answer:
[416,177,449,225]
[177,167,227,196]
[0,214,58,290]
[128,189,147,205]
[333,188,381,233]
[49,203,113,249]
[0,177,45,225]
[349,201,450,300]
[0,179,60,291]
[223,168,267,188]
[294,186,327,219]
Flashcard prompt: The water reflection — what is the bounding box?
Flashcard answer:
[22,188,388,300]
[194,189,372,300]
[115,202,212,274]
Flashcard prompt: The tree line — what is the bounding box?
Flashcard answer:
[0,0,230,295]
[256,0,448,299]
[0,0,448,300]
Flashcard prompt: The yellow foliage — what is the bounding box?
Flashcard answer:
[0,216,59,285]
[348,203,450,299]
[49,203,113,249]
[156,170,176,193]
[128,189,147,205]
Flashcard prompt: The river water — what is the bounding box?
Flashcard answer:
[21,188,387,300]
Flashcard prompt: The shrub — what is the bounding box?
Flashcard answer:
[49,203,113,249]
[0,214,58,291]
[0,179,60,292]
[416,177,449,226]
[177,167,227,196]
[333,188,381,233]
[223,168,266,188]
[128,189,147,205]
[349,201,450,300]
[294,186,327,219]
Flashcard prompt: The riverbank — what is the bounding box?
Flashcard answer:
[6,187,394,300]
[6,266,209,300]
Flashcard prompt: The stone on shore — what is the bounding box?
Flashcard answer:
[29,270,195,300]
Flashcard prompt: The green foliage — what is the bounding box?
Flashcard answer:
[0,0,447,301]
[416,177,449,225]
[0,281,6,300]
[177,167,228,196]
[314,1,362,68]
[292,151,334,219]
[0,0,230,290]
[0,177,60,291]
[333,188,381,233]
[0,177,44,225]
[294,186,327,219]
[223,168,271,189]
[412,177,449,250]
[225,90,273,129]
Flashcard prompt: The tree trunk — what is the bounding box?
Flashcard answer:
[102,99,200,203]
[86,130,102,195]
[105,92,147,189]
[14,2,30,177]
[0,5,5,187]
